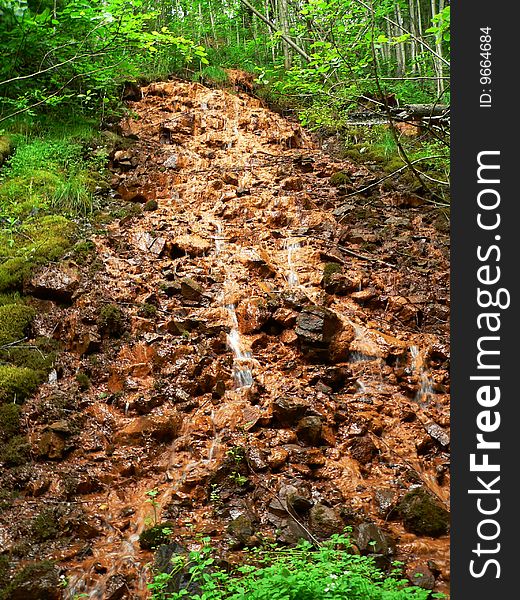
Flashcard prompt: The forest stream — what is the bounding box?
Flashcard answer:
[0,79,450,599]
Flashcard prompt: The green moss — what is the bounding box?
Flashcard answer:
[0,216,76,292]
[0,403,22,440]
[31,508,60,542]
[0,365,40,404]
[0,257,31,292]
[138,302,157,318]
[138,522,174,550]
[0,435,30,467]
[0,560,59,600]
[397,488,450,537]
[97,303,125,337]
[0,304,36,346]
[76,372,91,390]
[0,135,14,165]
[322,262,343,284]
[72,239,96,259]
[143,199,158,211]
[329,171,351,187]
[0,555,10,592]
[0,292,23,307]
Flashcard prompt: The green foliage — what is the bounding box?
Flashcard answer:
[148,534,442,600]
[0,434,30,466]
[0,0,208,119]
[0,303,35,345]
[97,303,125,337]
[0,402,21,439]
[139,522,175,550]
[0,365,40,403]
[31,507,60,541]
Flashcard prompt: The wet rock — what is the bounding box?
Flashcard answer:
[355,522,394,556]
[227,514,254,547]
[170,234,211,257]
[271,396,309,427]
[280,483,313,514]
[131,231,167,255]
[105,574,129,600]
[115,413,182,446]
[139,522,175,550]
[397,487,450,537]
[180,277,204,300]
[296,306,341,346]
[309,503,344,539]
[277,520,313,545]
[374,488,397,517]
[348,435,378,465]
[1,560,61,600]
[247,446,268,471]
[26,263,80,303]
[406,565,436,590]
[70,326,101,355]
[37,430,68,460]
[153,543,185,593]
[423,422,450,448]
[267,447,289,470]
[282,176,304,191]
[117,183,153,203]
[296,416,323,446]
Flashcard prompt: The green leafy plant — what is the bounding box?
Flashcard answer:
[148,534,444,600]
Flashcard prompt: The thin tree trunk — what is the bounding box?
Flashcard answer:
[239,0,312,62]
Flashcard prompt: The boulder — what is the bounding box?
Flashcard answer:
[271,397,309,427]
[115,414,182,446]
[26,263,80,303]
[397,487,450,537]
[355,522,394,556]
[348,435,378,465]
[295,306,344,362]
[309,503,344,539]
[2,561,61,600]
[295,416,323,446]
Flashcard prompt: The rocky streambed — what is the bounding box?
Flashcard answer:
[0,80,450,598]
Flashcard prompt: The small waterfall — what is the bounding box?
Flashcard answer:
[410,345,434,405]
[286,240,300,287]
[213,221,254,389]
[226,304,254,389]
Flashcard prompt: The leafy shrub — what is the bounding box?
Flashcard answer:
[0,365,40,403]
[148,534,443,600]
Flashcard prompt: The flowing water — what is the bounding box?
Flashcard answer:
[4,80,450,599]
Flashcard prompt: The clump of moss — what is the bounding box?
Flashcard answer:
[138,522,174,550]
[0,435,30,467]
[0,304,36,346]
[30,508,60,542]
[0,135,14,165]
[0,216,76,293]
[76,372,91,391]
[97,303,125,337]
[0,365,40,404]
[0,489,18,513]
[72,239,96,260]
[322,262,343,286]
[0,560,59,600]
[397,487,450,537]
[329,171,351,187]
[0,403,22,440]
[143,199,158,211]
[138,303,157,318]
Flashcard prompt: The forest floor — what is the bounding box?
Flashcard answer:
[0,79,450,599]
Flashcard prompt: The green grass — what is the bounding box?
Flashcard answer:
[148,534,443,600]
